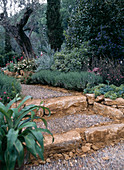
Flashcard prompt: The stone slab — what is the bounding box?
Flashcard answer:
[85,123,124,143]
[45,95,87,115]
[93,102,123,119]
[44,130,82,155]
[104,98,124,106]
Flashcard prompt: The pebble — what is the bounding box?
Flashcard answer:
[25,142,124,170]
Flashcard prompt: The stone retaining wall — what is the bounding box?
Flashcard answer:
[44,123,124,159]
[86,94,124,120]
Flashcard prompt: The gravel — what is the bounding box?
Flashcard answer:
[25,141,124,170]
[21,84,124,170]
[21,84,72,99]
[37,114,113,134]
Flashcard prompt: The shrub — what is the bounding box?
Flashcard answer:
[51,43,90,72]
[0,52,19,67]
[89,57,124,86]
[84,84,124,100]
[35,52,54,72]
[31,70,103,91]
[65,0,124,60]
[0,73,21,104]
[14,58,36,73]
[0,95,53,170]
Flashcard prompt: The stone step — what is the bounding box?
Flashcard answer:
[44,123,124,158]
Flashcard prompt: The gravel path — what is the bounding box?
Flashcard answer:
[21,84,72,99]
[25,141,124,170]
[37,114,113,134]
[21,84,124,170]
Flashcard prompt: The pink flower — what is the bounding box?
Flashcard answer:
[7,97,9,99]
[20,56,23,60]
[41,51,43,56]
[88,69,92,73]
[92,67,99,72]
[13,56,15,59]
[0,98,2,100]
[4,92,6,94]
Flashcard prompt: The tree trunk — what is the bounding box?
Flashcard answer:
[0,7,36,59]
[4,28,12,53]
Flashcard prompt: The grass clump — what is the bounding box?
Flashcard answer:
[31,70,103,91]
[0,73,21,104]
[84,84,124,100]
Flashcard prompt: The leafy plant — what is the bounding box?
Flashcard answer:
[84,83,124,99]
[31,70,103,91]
[51,43,90,72]
[0,95,54,170]
[14,58,36,73]
[0,73,21,104]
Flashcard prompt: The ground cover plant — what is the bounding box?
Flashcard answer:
[0,95,53,170]
[0,73,21,104]
[31,70,103,91]
[84,83,124,100]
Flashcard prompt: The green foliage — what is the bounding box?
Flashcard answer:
[0,95,53,170]
[84,84,124,100]
[60,0,76,29]
[35,43,54,72]
[15,58,36,73]
[65,0,124,59]
[1,52,18,67]
[31,70,103,91]
[0,74,21,104]
[51,43,90,72]
[46,0,63,51]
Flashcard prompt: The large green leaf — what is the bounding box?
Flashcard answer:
[4,147,17,170]
[24,134,37,158]
[18,122,37,130]
[30,129,44,152]
[0,102,6,112]
[37,128,54,143]
[17,96,32,110]
[6,129,19,150]
[6,96,21,111]
[17,118,31,128]
[35,143,44,160]
[0,108,13,128]
[14,106,41,129]
[14,139,24,168]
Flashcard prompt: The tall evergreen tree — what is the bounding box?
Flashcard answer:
[46,0,63,51]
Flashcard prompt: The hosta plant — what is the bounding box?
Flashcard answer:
[0,95,53,170]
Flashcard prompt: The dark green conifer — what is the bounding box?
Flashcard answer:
[46,0,63,51]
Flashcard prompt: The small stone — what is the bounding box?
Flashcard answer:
[85,143,92,148]
[72,149,75,153]
[46,158,51,163]
[95,95,104,102]
[102,156,109,160]
[70,162,73,167]
[57,154,63,158]
[63,153,70,160]
[82,146,90,153]
[91,145,99,151]
[69,152,74,157]
[81,154,86,157]
[39,160,46,164]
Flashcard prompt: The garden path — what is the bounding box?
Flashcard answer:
[21,84,124,170]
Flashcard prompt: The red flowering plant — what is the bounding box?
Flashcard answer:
[89,57,124,86]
